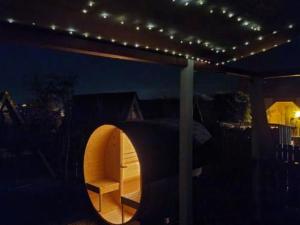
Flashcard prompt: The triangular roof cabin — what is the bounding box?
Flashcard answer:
[0,91,24,126]
[72,92,143,131]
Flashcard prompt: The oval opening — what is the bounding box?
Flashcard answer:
[84,125,141,224]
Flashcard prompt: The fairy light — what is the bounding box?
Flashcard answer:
[228,12,234,18]
[136,26,140,31]
[82,9,88,14]
[7,18,14,23]
[257,36,263,41]
[88,1,95,7]
[51,24,56,30]
[68,28,75,35]
[100,12,109,19]
[97,36,102,40]
[147,23,155,30]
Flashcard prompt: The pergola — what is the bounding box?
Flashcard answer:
[1,0,300,224]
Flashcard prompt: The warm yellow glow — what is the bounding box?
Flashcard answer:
[267,102,300,127]
[84,125,141,224]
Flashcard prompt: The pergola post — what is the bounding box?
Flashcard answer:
[250,77,273,159]
[250,77,274,224]
[179,59,194,225]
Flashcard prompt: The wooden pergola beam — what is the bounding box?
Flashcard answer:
[0,22,260,78]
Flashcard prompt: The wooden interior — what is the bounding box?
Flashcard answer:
[84,125,141,224]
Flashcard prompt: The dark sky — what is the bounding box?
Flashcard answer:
[0,43,241,103]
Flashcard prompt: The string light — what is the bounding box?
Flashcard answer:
[7,18,14,23]
[88,1,95,7]
[171,0,262,32]
[68,28,75,35]
[257,36,263,41]
[5,2,296,66]
[100,12,109,19]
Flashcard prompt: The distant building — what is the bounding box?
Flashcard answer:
[72,92,144,131]
[140,97,205,122]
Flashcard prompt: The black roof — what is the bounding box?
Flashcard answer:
[72,92,143,130]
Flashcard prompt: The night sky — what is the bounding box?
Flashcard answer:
[1,37,299,103]
[0,43,241,103]
[0,36,300,103]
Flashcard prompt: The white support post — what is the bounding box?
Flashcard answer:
[179,59,194,225]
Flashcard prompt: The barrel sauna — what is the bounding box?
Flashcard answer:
[83,121,212,224]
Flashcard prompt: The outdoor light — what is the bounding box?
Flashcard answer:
[243,21,249,26]
[82,9,88,14]
[244,41,249,45]
[88,1,95,7]
[97,36,102,40]
[159,28,164,32]
[237,17,242,22]
[120,21,125,25]
[197,0,205,5]
[147,23,155,30]
[209,9,214,14]
[123,42,127,46]
[228,12,234,18]
[135,43,140,48]
[136,26,140,30]
[170,35,174,39]
[68,28,75,34]
[288,24,294,29]
[100,12,109,19]
[83,32,89,38]
[232,46,237,50]
[51,24,56,30]
[273,30,278,34]
[7,18,14,23]
[258,36,263,41]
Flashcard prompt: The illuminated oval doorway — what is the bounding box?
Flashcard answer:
[83,125,141,224]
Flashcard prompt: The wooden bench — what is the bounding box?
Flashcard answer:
[86,179,120,212]
[121,192,141,223]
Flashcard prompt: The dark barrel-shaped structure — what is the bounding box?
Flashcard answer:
[83,121,213,224]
